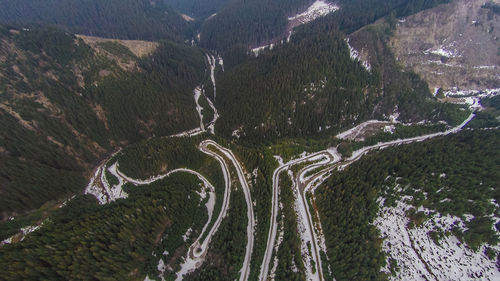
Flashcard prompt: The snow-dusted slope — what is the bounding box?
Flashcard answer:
[288,0,339,24]
[252,0,338,56]
[389,0,500,92]
[375,197,500,281]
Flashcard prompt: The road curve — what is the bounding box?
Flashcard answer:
[295,112,476,280]
[203,140,255,281]
[259,151,337,281]
[111,145,233,281]
[259,112,475,281]
[174,141,233,280]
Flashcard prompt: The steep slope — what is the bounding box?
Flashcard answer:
[165,0,233,19]
[214,29,378,143]
[214,21,467,144]
[0,0,191,41]
[0,26,205,216]
[200,0,314,51]
[389,0,500,92]
[316,130,500,280]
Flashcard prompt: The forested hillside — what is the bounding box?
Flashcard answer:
[198,0,451,52]
[200,0,313,51]
[0,25,205,216]
[326,0,451,34]
[316,130,500,280]
[214,28,376,142]
[213,21,460,144]
[165,0,233,19]
[1,1,498,280]
[0,0,191,41]
[0,173,209,280]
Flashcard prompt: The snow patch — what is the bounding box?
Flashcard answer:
[180,14,195,22]
[193,87,205,131]
[288,0,339,24]
[252,43,275,56]
[345,38,371,71]
[336,120,391,141]
[182,228,193,242]
[424,43,462,58]
[375,198,500,281]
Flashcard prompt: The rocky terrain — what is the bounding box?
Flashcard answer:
[389,0,500,92]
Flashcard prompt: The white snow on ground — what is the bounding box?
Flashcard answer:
[375,198,500,281]
[268,201,285,281]
[288,0,339,24]
[206,54,216,102]
[430,48,458,58]
[336,120,391,140]
[345,38,371,71]
[347,111,475,163]
[193,87,205,131]
[176,141,232,281]
[182,228,193,242]
[1,221,45,246]
[217,55,224,72]
[85,167,106,203]
[423,41,462,58]
[252,43,275,56]
[474,65,497,70]
[157,258,167,279]
[384,125,396,134]
[113,161,220,281]
[1,236,13,246]
[293,171,319,281]
[253,0,338,56]
[204,54,219,134]
[444,88,500,97]
[181,14,195,22]
[205,141,255,281]
[85,161,128,204]
[169,53,219,137]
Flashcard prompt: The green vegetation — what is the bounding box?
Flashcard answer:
[0,172,207,280]
[198,0,450,51]
[310,0,451,34]
[0,212,42,241]
[104,168,119,187]
[200,0,311,51]
[0,26,205,215]
[275,172,306,280]
[184,178,248,281]
[346,20,463,125]
[316,130,499,280]
[97,41,136,61]
[349,123,448,151]
[215,29,377,143]
[117,136,225,246]
[230,143,277,280]
[468,95,500,128]
[0,0,191,41]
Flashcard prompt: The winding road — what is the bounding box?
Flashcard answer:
[202,140,255,281]
[259,112,476,281]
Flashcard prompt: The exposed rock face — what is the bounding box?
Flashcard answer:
[389,0,500,92]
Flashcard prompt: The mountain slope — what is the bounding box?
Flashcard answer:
[0,26,205,216]
[317,130,500,280]
[0,0,190,41]
[165,0,233,19]
[389,0,500,91]
[200,0,314,51]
